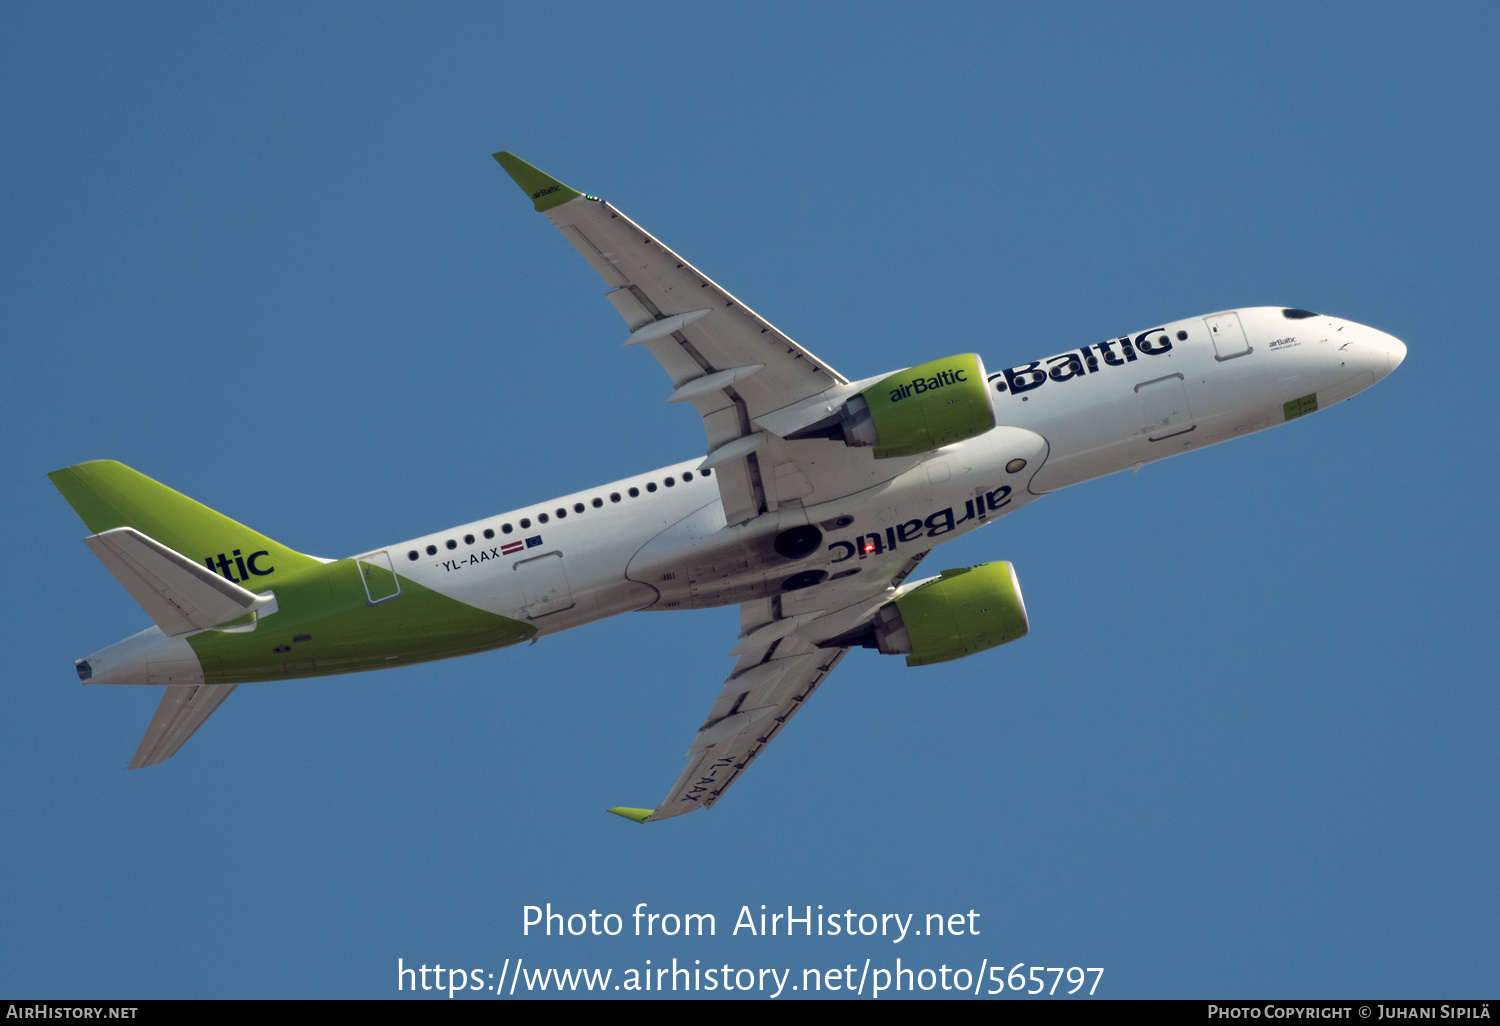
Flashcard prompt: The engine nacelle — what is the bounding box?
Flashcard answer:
[787,353,997,459]
[867,561,1028,666]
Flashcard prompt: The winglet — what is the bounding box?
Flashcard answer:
[493,152,583,212]
[607,806,653,824]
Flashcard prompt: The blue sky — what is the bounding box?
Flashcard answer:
[3,2,1496,999]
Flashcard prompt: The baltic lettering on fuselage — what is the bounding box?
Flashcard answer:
[826,486,1013,563]
[990,328,1176,396]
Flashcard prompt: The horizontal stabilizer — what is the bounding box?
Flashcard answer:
[84,527,274,636]
[131,684,238,769]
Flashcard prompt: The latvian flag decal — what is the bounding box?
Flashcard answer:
[501,541,525,555]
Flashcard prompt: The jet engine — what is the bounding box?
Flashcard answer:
[787,353,996,459]
[827,561,1029,666]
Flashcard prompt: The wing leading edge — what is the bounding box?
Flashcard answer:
[493,151,857,525]
[613,634,851,823]
[608,558,935,823]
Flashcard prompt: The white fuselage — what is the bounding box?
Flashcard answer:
[386,307,1405,637]
[82,307,1404,686]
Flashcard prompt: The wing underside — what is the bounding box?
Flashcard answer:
[494,154,934,821]
[494,152,867,525]
[646,644,850,821]
[627,555,933,822]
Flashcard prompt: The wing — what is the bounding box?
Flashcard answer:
[130,683,239,769]
[609,549,933,823]
[643,638,848,822]
[494,153,879,525]
[493,153,938,820]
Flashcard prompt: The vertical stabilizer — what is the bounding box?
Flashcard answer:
[49,460,320,587]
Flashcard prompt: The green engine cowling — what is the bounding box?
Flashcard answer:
[872,561,1029,666]
[783,353,996,458]
[859,353,996,459]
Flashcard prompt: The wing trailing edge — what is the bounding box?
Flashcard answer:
[490,149,851,526]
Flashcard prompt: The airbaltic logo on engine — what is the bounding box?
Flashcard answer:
[989,329,1177,396]
[204,549,273,584]
[887,367,969,403]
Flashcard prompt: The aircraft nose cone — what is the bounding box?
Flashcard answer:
[1338,319,1406,384]
[1386,332,1407,372]
[1371,328,1406,381]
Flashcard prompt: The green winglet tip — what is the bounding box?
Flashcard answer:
[607,807,654,824]
[492,151,583,212]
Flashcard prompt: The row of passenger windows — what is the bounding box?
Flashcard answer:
[406,468,712,560]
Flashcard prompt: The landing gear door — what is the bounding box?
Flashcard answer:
[357,550,402,605]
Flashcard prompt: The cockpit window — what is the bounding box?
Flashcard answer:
[1282,308,1319,319]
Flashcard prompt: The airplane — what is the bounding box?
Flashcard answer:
[51,152,1407,823]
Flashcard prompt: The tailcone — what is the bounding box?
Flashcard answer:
[78,626,205,685]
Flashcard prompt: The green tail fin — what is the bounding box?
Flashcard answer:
[49,460,320,588]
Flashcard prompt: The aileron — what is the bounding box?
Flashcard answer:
[649,647,850,821]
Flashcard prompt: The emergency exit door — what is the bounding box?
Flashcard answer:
[1136,373,1197,442]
